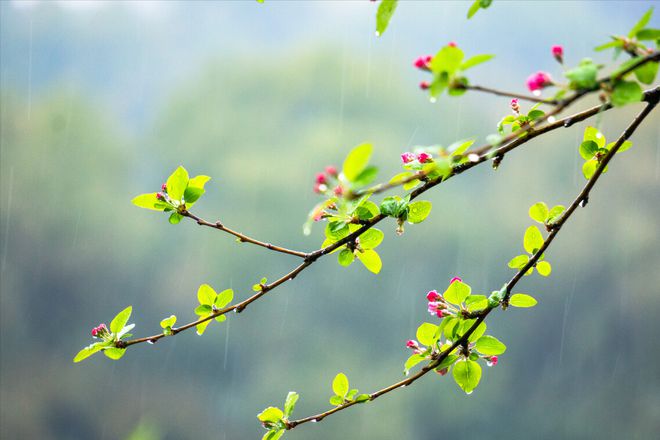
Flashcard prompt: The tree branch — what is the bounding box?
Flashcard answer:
[286,96,658,430]
[465,84,559,104]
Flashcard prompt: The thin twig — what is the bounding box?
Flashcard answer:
[286,96,658,430]
[465,84,559,104]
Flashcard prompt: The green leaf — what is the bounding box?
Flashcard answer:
[355,394,371,403]
[430,45,465,75]
[352,166,378,188]
[103,347,126,360]
[450,139,475,157]
[359,229,384,249]
[523,226,544,254]
[636,28,660,40]
[329,395,344,406]
[416,322,439,346]
[461,54,494,70]
[611,80,643,107]
[634,61,659,84]
[132,193,167,211]
[582,158,599,180]
[375,0,398,36]
[214,288,234,308]
[467,0,480,18]
[508,254,529,269]
[565,59,598,90]
[73,343,103,363]
[467,321,487,343]
[583,126,606,148]
[536,261,552,277]
[404,354,427,373]
[444,281,471,305]
[509,293,537,308]
[547,205,565,223]
[183,186,205,205]
[628,7,654,38]
[452,359,482,394]
[407,201,432,224]
[475,335,507,355]
[258,407,284,424]
[197,284,217,305]
[283,392,299,419]
[529,202,549,223]
[579,140,599,160]
[465,295,488,312]
[343,143,373,182]
[215,315,227,323]
[196,319,212,335]
[594,40,622,52]
[263,430,284,440]
[194,304,212,316]
[110,306,132,334]
[188,175,211,190]
[356,249,382,274]
[379,196,405,218]
[612,140,633,154]
[168,212,183,224]
[338,248,355,267]
[160,315,177,329]
[325,221,349,240]
[166,166,189,201]
[332,373,349,397]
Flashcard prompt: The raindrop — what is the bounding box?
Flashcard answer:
[429,97,437,103]
[147,340,155,345]
[466,391,473,395]
[404,371,410,377]
[467,153,480,163]
[312,418,320,423]
[375,31,380,37]
[547,116,556,123]
[579,198,588,208]
[532,90,541,97]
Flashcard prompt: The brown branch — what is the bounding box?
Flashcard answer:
[286,95,658,431]
[180,210,307,258]
[465,84,559,104]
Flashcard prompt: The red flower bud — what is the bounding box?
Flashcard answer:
[325,165,338,176]
[450,276,462,284]
[551,45,564,64]
[401,152,416,164]
[419,81,431,90]
[161,183,167,192]
[413,55,433,70]
[426,290,440,302]
[417,152,432,163]
[447,41,457,48]
[315,173,327,184]
[156,192,165,200]
[333,186,344,196]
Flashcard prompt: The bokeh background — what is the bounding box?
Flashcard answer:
[2,1,660,439]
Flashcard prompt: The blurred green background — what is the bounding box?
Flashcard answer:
[1,1,659,439]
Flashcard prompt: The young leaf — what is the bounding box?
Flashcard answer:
[183,186,205,205]
[342,143,372,182]
[628,7,654,38]
[611,80,643,107]
[416,322,439,346]
[508,254,529,269]
[467,0,481,18]
[467,321,487,343]
[407,201,432,224]
[188,175,211,190]
[160,315,177,329]
[359,229,384,249]
[475,335,507,355]
[132,193,167,211]
[404,353,427,374]
[73,343,103,363]
[258,407,284,424]
[452,359,482,394]
[103,347,126,360]
[611,140,633,154]
[465,295,488,312]
[461,54,494,70]
[536,261,552,276]
[547,205,565,223]
[110,306,132,334]
[215,289,234,308]
[430,45,465,75]
[528,202,549,223]
[444,280,471,305]
[332,373,349,397]
[356,249,382,274]
[196,319,212,336]
[283,392,299,419]
[582,158,599,180]
[166,166,189,201]
[375,0,398,36]
[168,212,183,224]
[509,293,538,308]
[633,61,659,84]
[523,226,544,254]
[263,430,284,440]
[338,248,355,266]
[583,126,606,148]
[197,284,217,306]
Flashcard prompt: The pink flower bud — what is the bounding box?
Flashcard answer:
[91,323,108,338]
[413,55,433,70]
[419,81,431,90]
[156,193,165,200]
[406,339,419,349]
[448,41,457,48]
[450,276,462,284]
[401,152,416,164]
[333,186,344,196]
[315,173,327,184]
[161,183,167,192]
[510,98,520,113]
[436,309,445,318]
[417,152,432,163]
[325,165,338,176]
[551,45,564,63]
[526,71,553,92]
[487,355,499,367]
[426,290,440,302]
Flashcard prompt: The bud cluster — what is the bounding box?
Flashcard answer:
[91,323,109,339]
[313,165,343,196]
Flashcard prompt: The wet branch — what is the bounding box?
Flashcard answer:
[286,95,658,431]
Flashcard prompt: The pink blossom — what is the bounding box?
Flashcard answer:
[426,290,440,302]
[448,41,457,48]
[526,71,553,92]
[401,152,416,164]
[156,192,165,200]
[161,183,167,192]
[325,165,338,176]
[551,45,564,63]
[450,276,462,284]
[333,186,344,196]
[428,302,445,317]
[510,98,520,113]
[406,339,419,349]
[413,55,433,70]
[419,81,431,90]
[91,323,108,338]
[487,355,499,367]
[315,173,327,184]
[417,152,432,163]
